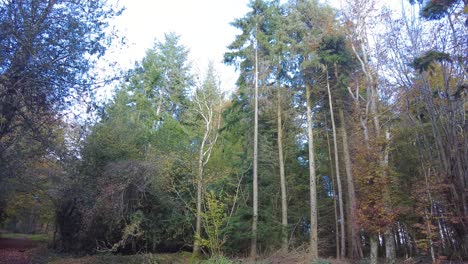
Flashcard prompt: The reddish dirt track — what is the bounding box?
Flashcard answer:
[0,237,37,264]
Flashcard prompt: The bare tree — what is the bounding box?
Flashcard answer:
[192,65,223,255]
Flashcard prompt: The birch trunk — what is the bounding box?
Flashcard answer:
[192,68,222,256]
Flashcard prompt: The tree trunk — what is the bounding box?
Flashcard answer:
[250,36,259,259]
[53,219,58,249]
[370,234,379,264]
[385,230,396,264]
[306,85,318,262]
[193,135,206,255]
[326,71,346,258]
[326,125,340,259]
[340,107,361,258]
[192,68,222,256]
[277,79,288,253]
[382,130,396,263]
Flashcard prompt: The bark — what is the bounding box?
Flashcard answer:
[326,71,346,258]
[370,234,379,264]
[250,37,259,259]
[437,212,446,254]
[375,129,392,263]
[340,107,362,258]
[192,72,222,256]
[306,85,318,261]
[193,130,206,255]
[350,14,396,262]
[382,130,396,263]
[385,230,396,264]
[424,167,436,263]
[277,79,288,252]
[326,125,340,259]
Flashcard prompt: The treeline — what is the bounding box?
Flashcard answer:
[0,0,466,263]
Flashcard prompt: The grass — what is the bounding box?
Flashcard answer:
[0,232,51,243]
[45,252,240,264]
[47,252,198,264]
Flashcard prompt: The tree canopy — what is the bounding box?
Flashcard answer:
[0,1,467,263]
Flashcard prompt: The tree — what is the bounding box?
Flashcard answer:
[0,0,121,227]
[0,0,121,154]
[318,33,362,258]
[409,0,467,20]
[225,0,275,257]
[377,2,467,259]
[325,67,346,258]
[192,64,223,255]
[140,33,193,120]
[340,0,394,263]
[285,0,336,260]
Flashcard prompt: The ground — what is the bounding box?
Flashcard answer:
[0,236,38,264]
[1,233,463,264]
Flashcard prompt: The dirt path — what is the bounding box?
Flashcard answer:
[0,237,38,264]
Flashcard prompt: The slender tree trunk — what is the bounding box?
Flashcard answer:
[340,107,361,258]
[53,219,58,249]
[326,125,340,259]
[277,79,288,252]
[193,134,206,255]
[426,211,436,263]
[385,230,396,264]
[156,100,162,117]
[306,85,318,262]
[326,71,346,258]
[382,130,396,264]
[370,234,379,264]
[250,36,259,259]
[424,167,436,263]
[192,70,222,256]
[437,214,446,254]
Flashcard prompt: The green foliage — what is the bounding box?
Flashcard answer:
[420,0,459,20]
[318,35,353,68]
[410,50,452,73]
[316,259,332,264]
[199,191,228,256]
[202,255,237,264]
[0,233,50,243]
[135,32,194,120]
[0,0,122,157]
[52,33,198,254]
[4,0,466,261]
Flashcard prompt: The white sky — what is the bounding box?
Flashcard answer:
[106,0,251,94]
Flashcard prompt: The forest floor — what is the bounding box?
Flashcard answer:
[0,235,42,264]
[0,233,465,264]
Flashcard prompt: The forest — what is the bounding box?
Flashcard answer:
[0,0,466,263]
